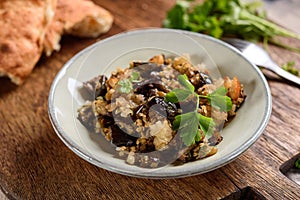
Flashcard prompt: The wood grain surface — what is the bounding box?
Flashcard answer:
[1,0,300,199]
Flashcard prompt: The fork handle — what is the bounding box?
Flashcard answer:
[265,60,300,86]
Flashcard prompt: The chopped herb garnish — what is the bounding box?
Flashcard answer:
[117,71,141,93]
[165,74,231,146]
[117,79,132,93]
[130,71,140,82]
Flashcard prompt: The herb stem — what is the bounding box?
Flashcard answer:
[239,9,300,40]
[195,94,200,111]
[164,0,300,55]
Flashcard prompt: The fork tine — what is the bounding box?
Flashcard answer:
[222,38,249,51]
[223,38,300,86]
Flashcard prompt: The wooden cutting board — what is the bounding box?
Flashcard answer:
[1,0,299,199]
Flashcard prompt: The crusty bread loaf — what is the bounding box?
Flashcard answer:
[0,0,57,85]
[0,0,113,85]
[43,0,113,56]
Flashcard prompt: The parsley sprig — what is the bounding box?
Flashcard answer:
[165,74,232,146]
[163,0,300,53]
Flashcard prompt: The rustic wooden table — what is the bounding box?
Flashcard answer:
[1,0,300,199]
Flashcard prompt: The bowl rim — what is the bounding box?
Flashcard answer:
[48,28,272,178]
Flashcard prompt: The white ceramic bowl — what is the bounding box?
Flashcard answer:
[48,28,272,178]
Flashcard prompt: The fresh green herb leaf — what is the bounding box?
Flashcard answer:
[173,112,196,130]
[173,112,201,146]
[130,71,140,82]
[165,88,193,103]
[178,74,195,92]
[210,95,233,112]
[207,87,232,112]
[165,74,232,146]
[163,3,188,29]
[163,0,300,53]
[282,61,299,76]
[194,130,202,143]
[117,71,141,93]
[295,158,300,169]
[117,79,132,93]
[211,86,227,96]
[199,86,232,112]
[172,114,182,131]
[172,111,215,146]
[199,114,216,138]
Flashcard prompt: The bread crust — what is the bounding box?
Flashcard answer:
[0,0,56,85]
[43,0,113,56]
[0,0,113,85]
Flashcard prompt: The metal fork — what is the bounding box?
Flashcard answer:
[223,38,300,86]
